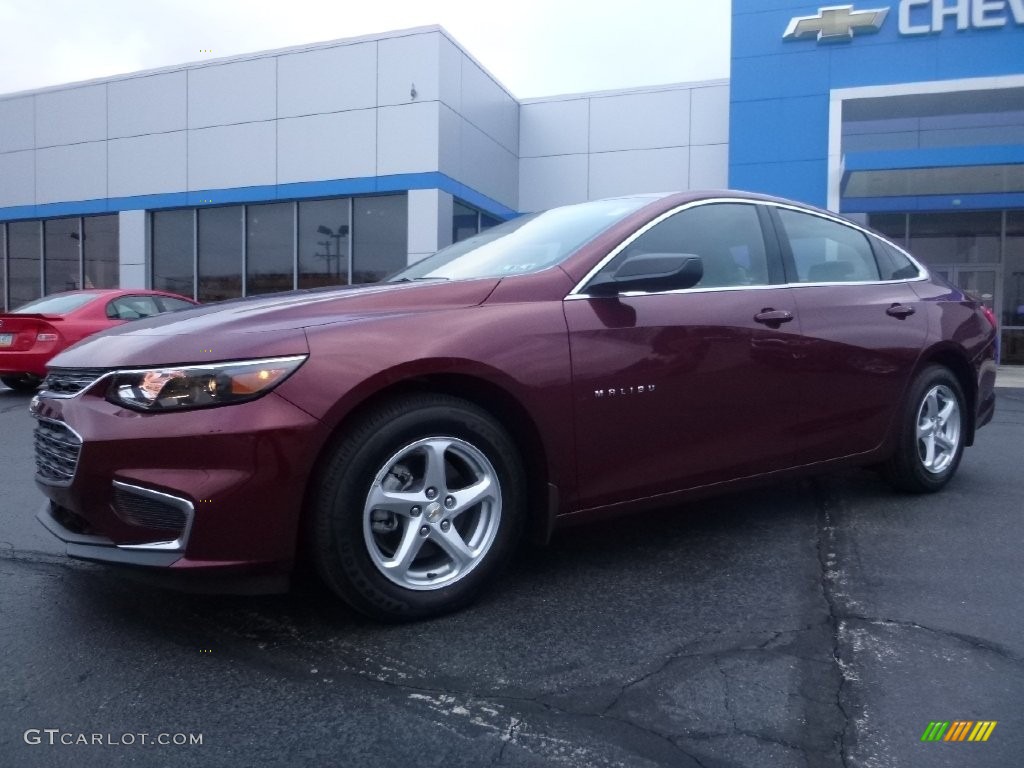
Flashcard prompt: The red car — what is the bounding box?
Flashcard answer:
[1,289,197,391]
[31,191,997,621]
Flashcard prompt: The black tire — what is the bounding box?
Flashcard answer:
[881,365,967,493]
[1,374,41,392]
[309,393,526,621]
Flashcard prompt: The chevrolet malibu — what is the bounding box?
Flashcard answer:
[32,191,997,621]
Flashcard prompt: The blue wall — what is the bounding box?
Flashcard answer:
[729,0,1024,208]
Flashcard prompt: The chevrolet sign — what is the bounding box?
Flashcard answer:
[783,5,890,42]
[785,1,1024,42]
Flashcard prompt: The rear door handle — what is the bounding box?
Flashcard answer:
[886,303,916,318]
[754,309,794,325]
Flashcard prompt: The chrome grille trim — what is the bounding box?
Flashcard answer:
[111,481,194,552]
[33,418,83,485]
[42,367,111,398]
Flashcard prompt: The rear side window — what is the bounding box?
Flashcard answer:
[872,238,922,281]
[156,297,196,312]
[777,209,881,284]
[602,202,771,290]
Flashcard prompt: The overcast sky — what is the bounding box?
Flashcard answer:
[0,0,730,98]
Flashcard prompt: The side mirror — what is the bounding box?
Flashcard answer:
[586,253,704,296]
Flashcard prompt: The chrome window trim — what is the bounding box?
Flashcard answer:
[112,480,195,552]
[567,197,929,300]
[39,355,308,401]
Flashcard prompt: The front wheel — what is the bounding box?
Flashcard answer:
[309,394,526,621]
[881,365,966,493]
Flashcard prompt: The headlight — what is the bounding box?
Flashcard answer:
[106,355,307,412]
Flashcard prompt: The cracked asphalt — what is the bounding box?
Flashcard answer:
[1,382,1022,767]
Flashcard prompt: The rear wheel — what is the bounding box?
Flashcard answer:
[1,374,41,392]
[310,394,525,621]
[882,365,966,493]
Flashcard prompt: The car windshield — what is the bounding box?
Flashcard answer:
[388,196,659,282]
[13,293,101,315]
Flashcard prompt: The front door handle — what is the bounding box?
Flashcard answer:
[886,303,916,318]
[754,309,794,326]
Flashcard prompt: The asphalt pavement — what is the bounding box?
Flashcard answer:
[1,380,1022,768]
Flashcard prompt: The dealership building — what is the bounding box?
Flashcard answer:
[1,0,1022,360]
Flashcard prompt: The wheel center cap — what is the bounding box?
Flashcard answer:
[425,501,443,522]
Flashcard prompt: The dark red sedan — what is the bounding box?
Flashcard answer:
[31,191,997,621]
[0,289,197,391]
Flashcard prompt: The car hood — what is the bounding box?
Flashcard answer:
[48,279,500,369]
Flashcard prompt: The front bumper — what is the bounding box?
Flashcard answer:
[32,385,326,576]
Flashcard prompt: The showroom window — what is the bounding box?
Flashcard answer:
[452,200,501,244]
[7,221,42,310]
[298,198,349,288]
[353,195,407,283]
[83,216,119,290]
[152,210,196,298]
[0,224,6,311]
[247,202,294,295]
[0,215,119,311]
[198,206,243,302]
[149,193,407,300]
[44,218,81,294]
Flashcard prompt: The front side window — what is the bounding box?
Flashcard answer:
[107,295,161,320]
[591,202,771,291]
[778,209,881,283]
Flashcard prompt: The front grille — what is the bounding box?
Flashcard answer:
[42,367,110,396]
[112,486,188,534]
[34,419,82,483]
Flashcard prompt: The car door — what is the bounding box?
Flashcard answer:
[564,200,808,511]
[769,205,929,464]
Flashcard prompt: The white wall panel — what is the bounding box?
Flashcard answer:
[36,85,106,147]
[520,99,589,158]
[589,89,690,152]
[519,155,588,212]
[36,142,107,204]
[278,110,376,183]
[459,119,517,209]
[460,58,517,154]
[408,188,453,260]
[119,210,148,289]
[689,144,729,189]
[188,121,276,190]
[277,43,377,118]
[690,85,730,146]
[438,36,463,114]
[188,58,276,129]
[377,102,439,176]
[108,72,187,139]
[378,33,439,108]
[589,147,689,199]
[438,103,461,180]
[109,132,187,197]
[0,97,34,153]
[0,150,34,206]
